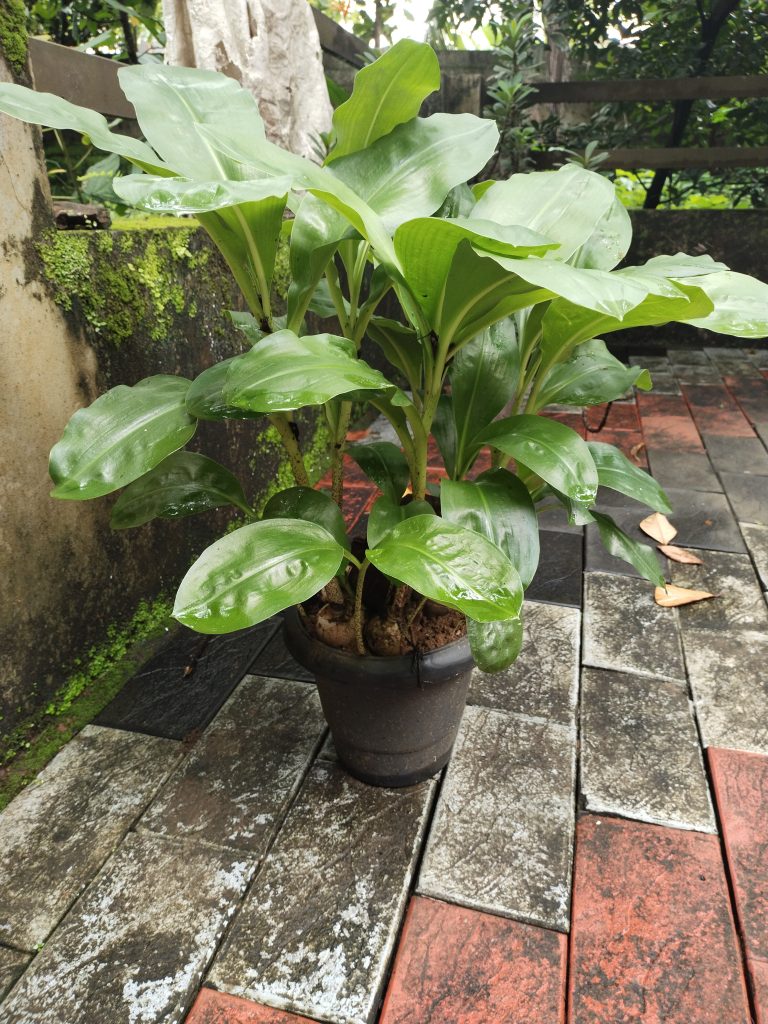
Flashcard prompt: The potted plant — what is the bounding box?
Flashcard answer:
[2,43,766,786]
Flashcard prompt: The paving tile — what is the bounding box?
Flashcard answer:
[636,392,703,451]
[752,959,768,1024]
[748,348,768,371]
[209,763,435,1024]
[742,522,768,589]
[671,363,723,384]
[646,447,722,492]
[95,621,279,739]
[140,676,325,853]
[662,486,746,552]
[642,371,681,394]
[726,375,768,425]
[536,503,583,533]
[580,668,714,832]
[629,355,670,369]
[682,383,756,437]
[720,471,768,526]
[668,348,712,365]
[584,400,640,432]
[378,896,567,1024]
[585,507,666,579]
[671,550,768,632]
[526,530,583,607]
[469,601,580,725]
[186,989,315,1023]
[418,706,576,932]
[569,815,752,1024]
[706,347,759,374]
[343,484,375,530]
[0,725,180,951]
[0,947,28,1002]
[251,629,313,682]
[583,572,686,682]
[758,422,768,450]
[0,832,255,1024]
[583,427,648,467]
[543,409,587,438]
[703,433,768,475]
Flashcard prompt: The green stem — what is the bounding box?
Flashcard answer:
[331,400,353,507]
[199,213,263,319]
[325,262,351,336]
[353,560,370,655]
[233,206,272,322]
[268,413,309,487]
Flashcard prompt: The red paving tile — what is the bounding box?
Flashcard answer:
[543,409,588,438]
[752,960,768,1024]
[637,392,704,452]
[584,401,640,433]
[709,747,768,1021]
[185,989,314,1023]
[682,384,756,438]
[379,896,566,1024]
[586,427,648,468]
[343,484,375,531]
[724,376,768,426]
[569,814,751,1024]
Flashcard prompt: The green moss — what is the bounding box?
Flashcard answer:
[250,417,332,513]
[0,0,27,74]
[270,237,291,309]
[110,214,200,231]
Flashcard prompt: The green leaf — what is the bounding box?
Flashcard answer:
[587,441,672,513]
[590,510,665,586]
[367,495,434,548]
[111,451,249,528]
[682,271,768,338]
[262,486,349,550]
[113,174,293,212]
[535,339,651,410]
[366,515,523,622]
[50,376,196,500]
[347,442,410,500]
[431,395,457,479]
[173,519,346,633]
[186,358,262,421]
[328,39,440,162]
[287,194,348,331]
[366,317,423,391]
[467,615,523,673]
[441,469,539,588]
[571,195,632,271]
[480,415,598,505]
[223,330,396,412]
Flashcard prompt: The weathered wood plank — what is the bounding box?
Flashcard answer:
[530,74,768,104]
[312,8,368,68]
[28,38,134,118]
[533,145,768,170]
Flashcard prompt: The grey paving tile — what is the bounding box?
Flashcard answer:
[629,355,670,369]
[586,507,666,579]
[643,372,681,394]
[418,706,576,932]
[671,364,722,384]
[0,947,28,1002]
[671,550,768,633]
[95,620,279,739]
[747,348,768,370]
[250,628,313,682]
[647,448,722,493]
[580,668,715,833]
[720,471,768,526]
[140,676,326,853]
[704,347,759,375]
[209,763,434,1024]
[526,530,583,607]
[583,572,686,683]
[757,422,768,451]
[0,832,254,1024]
[469,601,580,725]
[668,349,712,366]
[663,487,746,553]
[741,523,768,589]
[683,630,768,754]
[0,725,181,951]
[594,487,649,512]
[703,434,768,476]
[536,503,583,533]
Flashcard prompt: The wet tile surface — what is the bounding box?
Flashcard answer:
[379,896,567,1024]
[585,507,666,578]
[720,471,768,526]
[95,621,279,739]
[636,392,703,452]
[209,763,435,1024]
[646,448,721,492]
[0,725,180,951]
[186,989,316,1023]
[682,383,755,437]
[741,522,768,589]
[469,601,580,725]
[580,668,714,832]
[140,676,325,853]
[662,487,745,553]
[703,434,768,476]
[526,530,583,607]
[726,376,768,425]
[0,832,256,1024]
[569,815,752,1024]
[0,947,28,1002]
[671,551,768,633]
[418,706,576,932]
[250,629,313,683]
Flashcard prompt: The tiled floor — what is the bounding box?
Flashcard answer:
[0,346,766,1023]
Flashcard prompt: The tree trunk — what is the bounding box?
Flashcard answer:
[162,0,333,160]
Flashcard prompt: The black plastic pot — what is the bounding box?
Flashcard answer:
[283,607,474,788]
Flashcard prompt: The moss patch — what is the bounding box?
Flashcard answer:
[0,0,27,74]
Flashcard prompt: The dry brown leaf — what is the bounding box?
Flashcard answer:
[654,584,716,607]
[639,512,677,544]
[658,545,704,564]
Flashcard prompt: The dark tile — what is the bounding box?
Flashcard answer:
[703,434,768,476]
[536,503,583,533]
[629,355,670,369]
[667,349,712,365]
[95,620,279,739]
[251,628,313,682]
[585,507,665,579]
[526,530,583,607]
[636,393,703,452]
[726,376,768,425]
[671,364,723,384]
[671,551,768,634]
[593,487,649,512]
[663,488,746,553]
[720,472,768,526]
[645,372,681,395]
[681,384,755,438]
[646,449,721,493]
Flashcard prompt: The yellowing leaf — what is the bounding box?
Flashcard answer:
[658,545,704,564]
[640,512,677,544]
[654,584,715,607]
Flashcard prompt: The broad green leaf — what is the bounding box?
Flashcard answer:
[590,510,665,586]
[471,164,616,262]
[436,183,477,218]
[480,415,598,505]
[571,195,632,271]
[287,194,348,330]
[450,318,521,476]
[587,441,672,514]
[113,174,293,212]
[0,83,164,170]
[535,339,651,410]
[111,451,249,528]
[468,615,523,673]
[347,442,410,500]
[441,469,540,587]
[229,311,269,345]
[186,358,262,420]
[637,253,729,279]
[366,515,523,622]
[262,486,349,550]
[367,495,434,548]
[682,272,768,338]
[173,519,345,633]
[431,395,458,479]
[328,39,440,162]
[366,317,424,391]
[50,376,196,500]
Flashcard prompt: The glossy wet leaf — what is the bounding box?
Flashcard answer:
[588,441,672,513]
[682,272,768,338]
[366,495,434,548]
[655,584,715,608]
[366,515,523,622]
[591,510,665,586]
[50,376,196,500]
[658,544,704,564]
[186,358,262,421]
[571,195,632,271]
[366,318,423,391]
[262,486,349,549]
[468,615,524,673]
[534,340,651,410]
[173,519,345,633]
[431,395,457,479]
[347,442,410,500]
[113,174,293,212]
[111,451,249,528]
[639,511,678,545]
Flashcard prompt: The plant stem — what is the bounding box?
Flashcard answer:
[268,413,309,486]
[353,560,370,655]
[331,400,352,507]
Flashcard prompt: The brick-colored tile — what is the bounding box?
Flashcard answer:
[186,989,314,1023]
[569,815,752,1024]
[343,484,375,531]
[751,958,768,1024]
[637,392,703,452]
[585,427,648,467]
[682,384,756,438]
[726,376,768,425]
[379,896,566,1024]
[584,401,640,433]
[543,410,587,438]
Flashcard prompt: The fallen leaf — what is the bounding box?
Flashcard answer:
[658,545,704,564]
[630,441,646,462]
[655,584,716,607]
[640,512,677,544]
